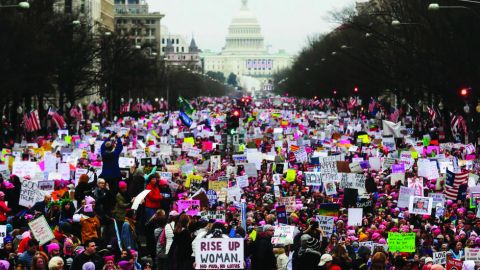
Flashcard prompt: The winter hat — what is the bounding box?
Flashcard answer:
[85,196,95,205]
[118,181,127,189]
[84,204,93,213]
[0,260,9,270]
[47,243,60,254]
[118,261,131,270]
[306,237,320,250]
[169,210,179,217]
[82,262,95,270]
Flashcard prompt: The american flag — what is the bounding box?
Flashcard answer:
[450,114,467,135]
[48,109,66,130]
[23,110,41,132]
[427,106,437,122]
[444,169,469,200]
[290,145,300,152]
[347,97,357,109]
[120,103,130,114]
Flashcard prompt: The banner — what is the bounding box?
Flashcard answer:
[19,180,45,208]
[119,157,135,168]
[28,216,55,245]
[446,257,463,270]
[304,172,322,186]
[387,232,415,252]
[195,239,244,269]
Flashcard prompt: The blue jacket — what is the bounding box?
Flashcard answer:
[99,137,123,179]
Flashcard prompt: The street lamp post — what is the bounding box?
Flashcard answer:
[428,3,480,20]
[0,2,29,8]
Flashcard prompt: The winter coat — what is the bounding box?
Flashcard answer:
[145,182,162,209]
[112,192,131,222]
[273,247,289,270]
[0,201,10,222]
[250,232,276,270]
[80,216,100,242]
[99,137,123,180]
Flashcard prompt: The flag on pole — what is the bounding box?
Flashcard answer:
[177,96,194,115]
[48,109,66,130]
[444,169,468,200]
[23,110,41,132]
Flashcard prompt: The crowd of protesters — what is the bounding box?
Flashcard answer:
[0,95,478,270]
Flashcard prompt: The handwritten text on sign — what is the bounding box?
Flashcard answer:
[304,172,322,186]
[195,239,244,269]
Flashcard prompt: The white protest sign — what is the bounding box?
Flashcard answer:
[12,161,41,178]
[398,186,415,208]
[273,174,281,186]
[433,251,447,265]
[132,190,151,210]
[188,148,201,158]
[200,210,226,222]
[19,180,45,208]
[304,172,322,186]
[119,157,135,168]
[369,157,382,171]
[57,163,71,180]
[408,196,433,215]
[271,225,295,245]
[348,208,363,226]
[28,216,55,245]
[316,215,334,238]
[465,248,480,262]
[236,175,249,189]
[243,163,257,178]
[320,156,338,174]
[277,196,296,212]
[195,238,244,270]
[340,173,366,191]
[210,155,221,172]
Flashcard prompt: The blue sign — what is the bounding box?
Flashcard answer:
[206,189,217,207]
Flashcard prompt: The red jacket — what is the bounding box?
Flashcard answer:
[0,201,10,222]
[145,183,162,209]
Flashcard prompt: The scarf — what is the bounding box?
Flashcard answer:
[125,217,138,240]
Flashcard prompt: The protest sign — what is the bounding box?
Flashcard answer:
[19,180,45,208]
[273,174,281,186]
[398,186,415,208]
[194,238,244,270]
[276,205,288,224]
[188,148,201,158]
[387,232,415,252]
[200,210,226,222]
[324,179,337,196]
[408,196,433,215]
[236,175,249,189]
[271,225,295,245]
[285,169,296,182]
[340,173,366,191]
[209,180,228,192]
[210,155,221,172]
[132,190,151,210]
[177,200,201,216]
[465,248,480,262]
[320,156,338,174]
[28,216,55,245]
[347,208,363,226]
[277,196,296,212]
[316,215,334,238]
[446,257,463,270]
[243,163,257,178]
[0,165,10,180]
[160,172,173,181]
[206,190,217,207]
[38,180,54,192]
[232,155,247,164]
[318,203,340,217]
[433,251,447,265]
[304,172,322,186]
[408,177,424,196]
[119,157,135,168]
[12,161,41,178]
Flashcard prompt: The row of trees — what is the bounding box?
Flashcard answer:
[275,0,480,112]
[0,0,229,122]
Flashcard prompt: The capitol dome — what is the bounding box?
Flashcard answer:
[223,0,266,55]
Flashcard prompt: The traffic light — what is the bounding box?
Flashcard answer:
[354,87,359,93]
[227,109,241,134]
[460,88,469,97]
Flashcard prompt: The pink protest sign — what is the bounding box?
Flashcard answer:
[392,164,405,173]
[177,200,201,216]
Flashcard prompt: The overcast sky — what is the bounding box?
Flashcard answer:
[147,0,357,55]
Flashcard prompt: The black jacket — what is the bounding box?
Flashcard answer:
[70,252,104,270]
[249,232,276,270]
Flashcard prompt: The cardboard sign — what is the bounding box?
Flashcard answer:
[387,232,415,252]
[465,248,480,262]
[119,157,135,168]
[28,216,55,245]
[12,161,41,178]
[347,208,363,226]
[277,196,296,212]
[433,251,447,265]
[304,172,322,186]
[195,239,244,270]
[271,225,295,245]
[276,205,288,225]
[408,196,433,215]
[320,156,338,174]
[19,180,45,208]
[398,186,415,208]
[316,215,334,238]
[177,200,201,216]
[200,210,226,222]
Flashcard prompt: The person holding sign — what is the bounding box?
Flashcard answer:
[99,133,123,196]
[0,192,10,223]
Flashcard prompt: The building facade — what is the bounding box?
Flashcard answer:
[164,37,202,71]
[202,0,292,91]
[114,0,164,56]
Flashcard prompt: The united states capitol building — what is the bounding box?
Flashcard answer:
[201,0,293,92]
